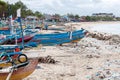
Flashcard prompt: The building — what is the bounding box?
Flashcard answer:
[44,14,52,20]
[92,13,115,17]
[26,16,38,20]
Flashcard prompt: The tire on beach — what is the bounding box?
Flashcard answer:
[17,54,28,63]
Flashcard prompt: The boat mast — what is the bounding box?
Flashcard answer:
[17,8,24,48]
[8,6,13,35]
[9,15,14,35]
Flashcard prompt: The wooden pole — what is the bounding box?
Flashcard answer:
[18,17,24,48]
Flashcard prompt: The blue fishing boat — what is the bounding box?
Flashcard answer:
[29,29,87,46]
[0,45,23,52]
[0,30,10,35]
[0,30,35,45]
[34,29,85,38]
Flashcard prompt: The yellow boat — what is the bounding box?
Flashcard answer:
[0,57,28,67]
[0,58,38,80]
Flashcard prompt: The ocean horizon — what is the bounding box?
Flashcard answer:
[91,23,120,34]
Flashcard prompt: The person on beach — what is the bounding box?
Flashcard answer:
[44,24,48,30]
[41,21,44,30]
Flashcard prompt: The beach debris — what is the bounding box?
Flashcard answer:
[67,73,76,76]
[86,55,93,58]
[104,59,120,68]
[86,66,93,70]
[89,59,120,80]
[86,54,100,58]
[60,74,65,77]
[87,31,120,45]
[87,31,112,40]
[90,70,120,80]
[38,56,57,64]
[108,35,120,45]
[90,71,105,80]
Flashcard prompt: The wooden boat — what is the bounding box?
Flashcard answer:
[34,29,85,38]
[0,57,27,67]
[0,34,34,45]
[30,29,87,46]
[0,28,35,45]
[0,58,38,80]
[0,30,10,35]
[6,35,34,44]
[0,27,10,30]
[0,45,23,52]
[0,39,10,45]
[18,35,34,43]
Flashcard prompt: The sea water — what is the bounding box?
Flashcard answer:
[91,23,120,34]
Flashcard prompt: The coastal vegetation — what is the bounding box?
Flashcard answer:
[85,16,115,21]
[0,0,120,22]
[0,0,43,18]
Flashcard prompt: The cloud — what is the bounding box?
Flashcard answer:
[4,0,120,16]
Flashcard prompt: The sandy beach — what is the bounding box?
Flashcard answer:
[23,22,120,80]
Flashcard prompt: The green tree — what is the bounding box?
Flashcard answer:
[116,17,120,21]
[102,16,113,21]
[0,1,7,17]
[67,13,74,19]
[25,9,34,16]
[14,1,27,17]
[75,14,80,19]
[85,16,91,21]
[53,14,61,22]
[34,11,43,18]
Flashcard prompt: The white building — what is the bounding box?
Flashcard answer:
[92,13,114,17]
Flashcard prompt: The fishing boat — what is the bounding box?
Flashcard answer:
[0,33,34,45]
[6,35,34,44]
[29,29,87,46]
[0,45,23,52]
[0,25,36,45]
[0,58,38,80]
[0,21,10,31]
[0,56,27,67]
[0,37,15,45]
[35,29,84,37]
[0,27,10,30]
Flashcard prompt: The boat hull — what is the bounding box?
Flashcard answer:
[4,35,34,44]
[0,27,10,30]
[0,58,38,80]
[30,29,86,46]
[14,35,34,43]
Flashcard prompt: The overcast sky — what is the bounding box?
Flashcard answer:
[4,0,120,16]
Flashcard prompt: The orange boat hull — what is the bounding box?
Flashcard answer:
[0,27,10,30]
[0,58,38,80]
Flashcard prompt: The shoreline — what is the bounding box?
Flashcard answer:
[24,22,120,80]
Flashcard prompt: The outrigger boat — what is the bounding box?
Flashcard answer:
[5,35,34,44]
[0,33,34,45]
[0,45,23,52]
[0,21,10,31]
[29,29,87,46]
[0,58,38,80]
[34,28,85,38]
[0,9,38,80]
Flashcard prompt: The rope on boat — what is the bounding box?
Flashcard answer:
[6,67,14,80]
